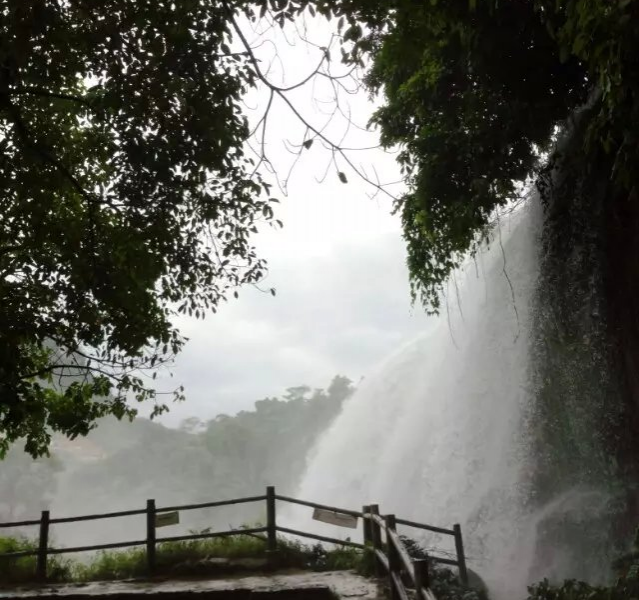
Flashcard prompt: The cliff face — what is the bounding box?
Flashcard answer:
[605,166,639,539]
[526,108,639,580]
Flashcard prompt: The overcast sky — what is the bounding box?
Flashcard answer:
[155,14,430,424]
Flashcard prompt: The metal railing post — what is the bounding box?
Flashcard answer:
[386,514,400,600]
[266,486,277,552]
[36,510,49,582]
[370,504,383,576]
[413,557,430,600]
[453,523,468,585]
[362,505,372,545]
[146,499,156,575]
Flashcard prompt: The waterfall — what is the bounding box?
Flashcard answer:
[285,199,544,598]
[288,191,622,598]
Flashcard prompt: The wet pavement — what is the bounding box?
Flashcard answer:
[1,571,383,599]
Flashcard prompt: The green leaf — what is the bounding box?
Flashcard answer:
[343,24,363,42]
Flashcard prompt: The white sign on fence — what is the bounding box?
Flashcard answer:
[155,511,180,528]
[312,508,358,529]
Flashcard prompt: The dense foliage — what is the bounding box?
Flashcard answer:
[362,1,586,310]
[338,0,638,310]
[0,0,273,455]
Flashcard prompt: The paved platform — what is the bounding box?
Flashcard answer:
[1,571,383,599]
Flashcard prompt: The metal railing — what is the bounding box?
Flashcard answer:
[0,486,468,598]
[361,505,468,600]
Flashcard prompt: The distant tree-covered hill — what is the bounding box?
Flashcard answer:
[42,375,354,546]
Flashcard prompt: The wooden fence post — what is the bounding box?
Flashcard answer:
[36,510,50,582]
[453,523,468,586]
[386,514,400,600]
[369,504,383,576]
[362,505,371,545]
[146,499,156,576]
[413,558,430,600]
[266,486,277,553]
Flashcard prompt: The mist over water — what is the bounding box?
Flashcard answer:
[287,200,550,599]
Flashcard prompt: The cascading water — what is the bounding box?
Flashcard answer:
[286,197,621,599]
[288,200,541,598]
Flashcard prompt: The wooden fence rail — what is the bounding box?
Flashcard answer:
[366,510,437,600]
[0,486,469,598]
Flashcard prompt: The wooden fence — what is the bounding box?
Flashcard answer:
[0,487,468,599]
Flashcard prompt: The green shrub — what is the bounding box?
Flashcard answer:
[0,536,71,584]
[526,577,639,600]
[0,532,373,585]
[73,534,369,582]
[74,547,147,581]
[429,565,486,600]
[527,527,639,600]
[75,534,270,581]
[292,541,371,574]
[157,535,268,565]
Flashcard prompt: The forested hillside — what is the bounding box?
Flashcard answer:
[0,376,353,545]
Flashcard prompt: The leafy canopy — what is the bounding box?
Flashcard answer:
[353,0,639,310]
[0,0,275,455]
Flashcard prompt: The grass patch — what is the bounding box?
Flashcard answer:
[0,532,372,585]
[277,538,375,576]
[0,536,71,585]
[76,534,270,581]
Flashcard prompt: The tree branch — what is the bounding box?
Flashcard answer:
[227,7,397,201]
[7,87,92,107]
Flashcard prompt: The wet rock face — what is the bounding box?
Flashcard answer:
[528,116,631,584]
[6,571,382,600]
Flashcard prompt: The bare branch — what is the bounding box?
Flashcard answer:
[227,8,398,202]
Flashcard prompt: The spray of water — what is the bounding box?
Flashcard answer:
[285,200,544,598]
